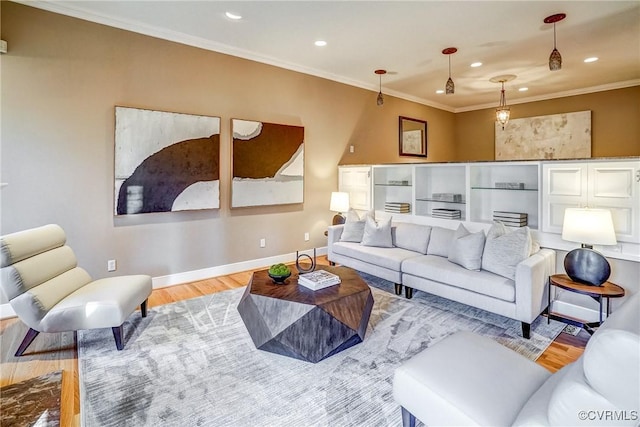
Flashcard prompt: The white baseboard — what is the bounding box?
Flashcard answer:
[0,247,328,320]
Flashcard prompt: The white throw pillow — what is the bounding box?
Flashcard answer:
[427,226,455,257]
[448,223,486,271]
[361,216,393,248]
[482,222,532,280]
[393,223,432,254]
[339,209,373,242]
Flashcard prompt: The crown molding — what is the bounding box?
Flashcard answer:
[454,80,640,113]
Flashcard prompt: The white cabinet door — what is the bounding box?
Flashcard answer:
[588,162,639,242]
[542,160,640,242]
[542,164,588,233]
[338,166,371,211]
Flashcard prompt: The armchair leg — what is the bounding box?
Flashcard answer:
[394,283,403,295]
[141,299,148,317]
[404,286,414,299]
[15,328,40,357]
[401,406,416,427]
[112,325,124,350]
[521,322,531,339]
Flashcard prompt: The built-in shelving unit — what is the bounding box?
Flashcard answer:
[372,165,413,215]
[414,164,467,221]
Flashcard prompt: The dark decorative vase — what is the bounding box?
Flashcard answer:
[564,248,610,286]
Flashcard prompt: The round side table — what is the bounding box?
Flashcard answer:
[548,274,625,333]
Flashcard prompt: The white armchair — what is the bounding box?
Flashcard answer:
[1,224,152,355]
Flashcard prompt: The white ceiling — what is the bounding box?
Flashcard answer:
[25,1,640,112]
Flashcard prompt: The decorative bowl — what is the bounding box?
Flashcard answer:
[268,271,291,284]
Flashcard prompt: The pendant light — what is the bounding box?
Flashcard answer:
[375,69,387,106]
[544,13,566,71]
[490,75,516,130]
[442,47,457,94]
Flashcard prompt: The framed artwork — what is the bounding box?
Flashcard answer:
[231,119,304,208]
[399,116,427,157]
[114,106,220,215]
[495,111,591,160]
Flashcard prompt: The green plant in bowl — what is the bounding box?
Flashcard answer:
[268,263,291,283]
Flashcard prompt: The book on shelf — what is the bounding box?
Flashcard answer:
[496,219,528,227]
[298,270,341,290]
[431,193,463,202]
[432,208,461,219]
[494,182,525,190]
[493,211,528,219]
[385,202,411,213]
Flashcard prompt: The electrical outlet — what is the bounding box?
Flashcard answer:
[107,259,117,272]
[260,238,266,248]
[304,232,310,241]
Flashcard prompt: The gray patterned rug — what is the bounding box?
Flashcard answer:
[78,273,565,427]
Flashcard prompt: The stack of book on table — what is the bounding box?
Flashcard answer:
[385,202,411,213]
[432,208,461,219]
[493,211,528,227]
[298,270,341,290]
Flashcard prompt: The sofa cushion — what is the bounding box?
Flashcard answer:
[339,209,372,242]
[448,224,485,271]
[361,216,393,248]
[482,222,532,280]
[393,223,431,254]
[332,241,419,272]
[403,255,516,302]
[427,226,454,257]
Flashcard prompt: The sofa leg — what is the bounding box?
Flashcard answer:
[405,286,414,299]
[329,261,336,266]
[521,322,531,339]
[141,299,148,317]
[394,283,403,295]
[15,328,40,357]
[401,406,416,427]
[112,325,124,350]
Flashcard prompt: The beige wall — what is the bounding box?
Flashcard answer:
[0,3,454,278]
[454,86,640,161]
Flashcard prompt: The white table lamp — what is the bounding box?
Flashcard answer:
[561,208,617,286]
[330,192,350,225]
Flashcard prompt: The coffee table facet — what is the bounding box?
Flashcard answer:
[237,266,373,363]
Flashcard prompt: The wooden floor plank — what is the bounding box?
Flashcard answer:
[0,256,587,425]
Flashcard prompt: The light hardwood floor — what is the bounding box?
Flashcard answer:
[0,257,588,426]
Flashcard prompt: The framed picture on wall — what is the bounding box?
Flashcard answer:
[114,106,221,215]
[399,116,427,157]
[231,118,304,208]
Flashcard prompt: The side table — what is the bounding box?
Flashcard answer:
[547,274,625,333]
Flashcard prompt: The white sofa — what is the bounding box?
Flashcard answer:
[392,290,640,426]
[327,220,556,338]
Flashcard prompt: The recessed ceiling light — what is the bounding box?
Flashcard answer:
[470,62,482,68]
[519,87,529,92]
[225,12,242,20]
[314,40,327,47]
[584,57,599,63]
[436,89,445,94]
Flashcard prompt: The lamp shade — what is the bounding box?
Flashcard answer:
[561,208,617,246]
[329,192,350,213]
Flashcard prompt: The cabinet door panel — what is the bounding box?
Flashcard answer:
[547,202,581,232]
[542,165,587,233]
[548,167,585,196]
[590,167,633,199]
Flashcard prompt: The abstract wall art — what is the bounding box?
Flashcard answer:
[231,119,304,208]
[114,107,220,215]
[495,110,591,160]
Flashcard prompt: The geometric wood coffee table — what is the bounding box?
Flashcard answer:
[237,265,374,363]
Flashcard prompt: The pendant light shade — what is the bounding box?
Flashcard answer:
[545,13,566,71]
[490,75,516,130]
[375,69,387,106]
[442,47,457,95]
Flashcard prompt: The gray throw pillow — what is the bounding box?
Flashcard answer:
[448,224,486,271]
[482,222,532,280]
[393,223,431,254]
[427,226,455,257]
[361,216,393,248]
[339,209,372,243]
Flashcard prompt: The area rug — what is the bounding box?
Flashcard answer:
[0,370,62,427]
[78,274,565,427]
